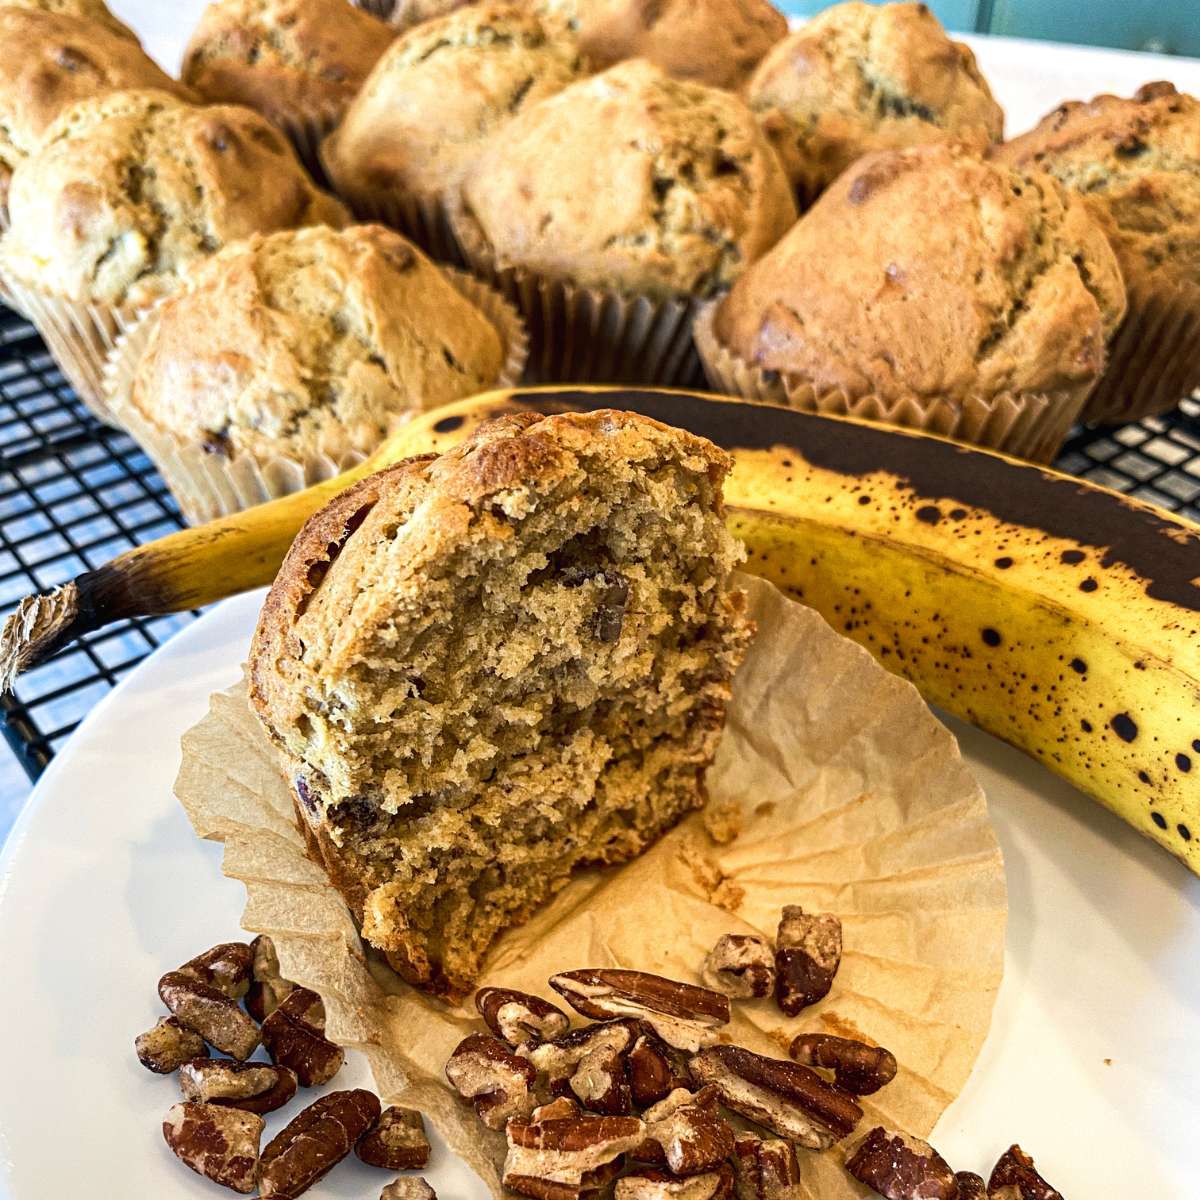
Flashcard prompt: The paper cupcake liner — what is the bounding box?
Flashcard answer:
[453,207,707,387]
[101,269,529,525]
[0,273,148,426]
[1084,272,1200,425]
[274,101,347,188]
[350,0,395,16]
[693,302,1086,463]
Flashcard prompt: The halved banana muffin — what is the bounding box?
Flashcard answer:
[249,410,752,998]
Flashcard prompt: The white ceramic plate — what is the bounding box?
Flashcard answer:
[0,594,1197,1197]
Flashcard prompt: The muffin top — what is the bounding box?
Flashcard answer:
[0,8,193,189]
[321,3,584,202]
[454,59,798,300]
[5,0,138,39]
[126,224,506,464]
[715,143,1126,404]
[535,0,786,90]
[0,90,348,308]
[993,82,1200,287]
[182,0,395,126]
[747,1,1003,197]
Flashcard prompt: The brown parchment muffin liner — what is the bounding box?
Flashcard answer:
[350,0,395,17]
[1084,271,1200,425]
[452,199,708,386]
[175,574,1008,1200]
[272,99,349,187]
[693,303,1088,463]
[0,272,149,426]
[101,270,529,525]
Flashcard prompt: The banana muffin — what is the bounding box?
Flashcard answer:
[109,224,521,522]
[994,82,1200,422]
[747,1,1003,202]
[249,409,752,998]
[0,89,346,414]
[321,4,584,259]
[0,8,193,219]
[533,0,787,90]
[705,143,1126,459]
[7,0,138,39]
[182,0,395,173]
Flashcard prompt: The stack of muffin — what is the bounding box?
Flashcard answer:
[0,0,1196,524]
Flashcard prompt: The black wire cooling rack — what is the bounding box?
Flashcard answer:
[1,305,1199,785]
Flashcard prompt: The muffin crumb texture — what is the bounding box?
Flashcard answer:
[249,410,752,998]
[456,59,797,299]
[0,89,347,307]
[129,224,505,465]
[715,142,1126,404]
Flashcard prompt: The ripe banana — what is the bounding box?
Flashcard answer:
[2,386,1197,874]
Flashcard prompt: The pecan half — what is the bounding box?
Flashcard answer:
[702,936,775,1000]
[988,1145,1063,1199]
[259,1089,381,1199]
[260,986,344,1087]
[179,1059,298,1115]
[628,1032,687,1108]
[245,934,295,1022]
[955,1173,987,1200]
[382,1180,437,1200]
[732,1134,801,1200]
[446,1033,537,1130]
[356,1106,431,1170]
[688,1045,861,1150]
[789,1033,897,1095]
[549,970,729,1052]
[135,1016,208,1074]
[643,1087,734,1176]
[162,1101,262,1194]
[177,942,254,1000]
[528,1021,635,1115]
[616,1165,735,1200]
[845,1127,958,1200]
[476,987,571,1048]
[774,908,841,1016]
[504,1112,647,1200]
[158,972,260,1061]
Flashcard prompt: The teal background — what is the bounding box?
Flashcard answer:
[782,1,1200,57]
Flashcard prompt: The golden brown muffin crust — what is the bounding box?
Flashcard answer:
[0,89,348,307]
[993,82,1200,287]
[534,0,786,90]
[0,8,193,202]
[454,58,797,299]
[714,142,1126,404]
[3,0,138,39]
[747,1,1003,198]
[321,3,584,202]
[182,0,395,127]
[127,225,505,464]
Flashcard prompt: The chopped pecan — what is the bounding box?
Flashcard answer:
[774,908,841,1016]
[528,1020,635,1115]
[642,1087,734,1176]
[549,970,729,1052]
[616,1165,735,1200]
[955,1173,987,1199]
[988,1145,1063,1199]
[245,934,295,1022]
[177,942,254,1000]
[446,1033,537,1130]
[628,1032,687,1108]
[845,1127,958,1200]
[382,1180,437,1200]
[732,1134,801,1200]
[162,1101,262,1194]
[356,1106,431,1170]
[688,1045,861,1150]
[788,1033,897,1095]
[158,972,260,1061]
[135,1016,208,1074]
[178,1059,297,1115]
[504,1112,647,1200]
[259,1089,382,1199]
[533,1097,583,1121]
[702,936,776,1000]
[476,987,571,1047]
[260,986,344,1087]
